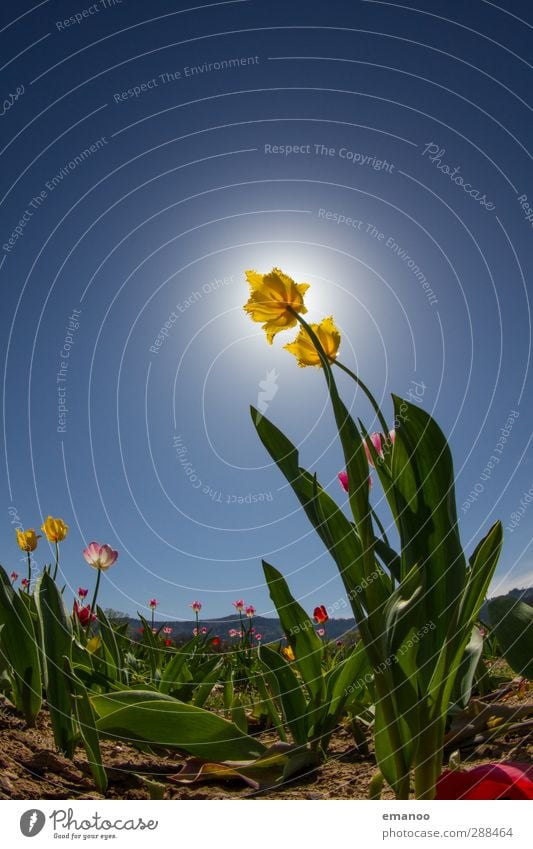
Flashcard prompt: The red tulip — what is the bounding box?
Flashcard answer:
[233,599,245,611]
[10,571,18,582]
[436,763,533,800]
[190,600,202,613]
[21,577,30,589]
[314,604,329,624]
[212,636,220,647]
[78,587,88,599]
[148,598,158,609]
[245,605,256,618]
[164,639,172,647]
[73,600,96,627]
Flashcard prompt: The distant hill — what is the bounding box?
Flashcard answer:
[105,612,359,644]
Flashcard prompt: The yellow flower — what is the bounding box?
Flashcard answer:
[41,516,69,543]
[282,645,295,662]
[243,267,309,343]
[284,316,341,367]
[16,528,41,552]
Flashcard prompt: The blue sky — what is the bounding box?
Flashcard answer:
[1,0,533,621]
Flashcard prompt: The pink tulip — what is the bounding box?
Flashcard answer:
[21,577,30,589]
[148,598,158,609]
[193,627,199,636]
[201,626,207,635]
[338,471,372,492]
[363,432,384,466]
[317,627,325,637]
[163,626,172,635]
[364,430,396,466]
[245,604,256,618]
[255,633,262,641]
[229,628,238,637]
[78,587,88,599]
[10,571,18,582]
[190,600,202,613]
[233,599,245,611]
[83,542,118,571]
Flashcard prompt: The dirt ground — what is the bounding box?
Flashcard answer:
[0,688,531,800]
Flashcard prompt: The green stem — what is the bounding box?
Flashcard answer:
[334,360,390,438]
[52,541,59,582]
[89,567,102,621]
[26,551,31,591]
[413,718,444,799]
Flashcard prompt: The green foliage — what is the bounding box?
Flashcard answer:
[487,596,533,679]
[0,565,42,724]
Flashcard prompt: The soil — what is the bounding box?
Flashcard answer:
[0,685,531,801]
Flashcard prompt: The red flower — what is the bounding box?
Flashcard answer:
[436,763,533,800]
[212,636,220,647]
[164,639,172,647]
[21,578,30,589]
[10,571,18,582]
[313,604,329,624]
[73,600,96,627]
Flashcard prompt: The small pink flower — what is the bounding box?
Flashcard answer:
[163,626,172,634]
[152,628,157,634]
[317,627,325,637]
[238,630,244,638]
[201,626,207,634]
[363,432,384,466]
[245,604,256,618]
[148,598,158,609]
[193,627,199,636]
[10,571,18,582]
[255,633,262,641]
[190,600,202,613]
[338,471,372,492]
[21,577,30,588]
[233,599,245,611]
[78,587,88,599]
[229,628,238,637]
[83,542,118,571]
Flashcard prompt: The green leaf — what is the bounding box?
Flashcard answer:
[91,690,266,761]
[159,639,194,696]
[487,596,533,678]
[258,643,308,745]
[0,565,42,724]
[65,657,107,793]
[250,408,370,609]
[97,606,123,683]
[389,396,467,691]
[35,572,76,756]
[262,561,324,702]
[450,626,484,710]
[230,695,248,734]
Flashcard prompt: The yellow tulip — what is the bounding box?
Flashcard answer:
[284,316,341,367]
[282,645,295,662]
[16,528,41,552]
[41,516,69,543]
[243,267,309,343]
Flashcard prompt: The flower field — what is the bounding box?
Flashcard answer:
[1,269,532,801]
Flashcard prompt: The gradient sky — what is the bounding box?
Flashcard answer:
[1,0,532,623]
